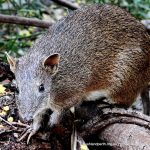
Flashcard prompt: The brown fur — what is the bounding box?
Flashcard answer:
[7,4,150,127]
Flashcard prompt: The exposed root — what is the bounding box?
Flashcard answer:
[80,108,150,137]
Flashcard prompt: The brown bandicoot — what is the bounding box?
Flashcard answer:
[7,4,150,143]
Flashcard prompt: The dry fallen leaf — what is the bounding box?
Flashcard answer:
[0,111,7,117]
[0,84,6,95]
[3,106,9,111]
[7,117,14,122]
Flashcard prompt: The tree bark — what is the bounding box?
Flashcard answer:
[99,123,150,150]
[75,102,150,149]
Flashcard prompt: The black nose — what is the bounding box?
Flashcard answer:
[19,113,33,123]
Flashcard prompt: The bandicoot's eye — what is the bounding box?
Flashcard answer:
[39,84,45,92]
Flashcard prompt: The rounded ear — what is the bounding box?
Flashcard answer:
[6,52,17,73]
[43,53,60,74]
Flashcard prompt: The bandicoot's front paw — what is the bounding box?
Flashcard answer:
[17,109,61,144]
[18,120,41,144]
[18,110,45,144]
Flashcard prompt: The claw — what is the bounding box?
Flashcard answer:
[27,129,37,144]
[17,114,42,144]
[17,126,39,144]
[20,126,30,137]
[17,127,32,142]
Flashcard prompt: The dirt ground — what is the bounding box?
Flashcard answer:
[0,81,73,150]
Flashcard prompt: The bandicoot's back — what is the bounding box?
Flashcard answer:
[8,4,150,123]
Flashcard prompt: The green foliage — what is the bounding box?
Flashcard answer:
[0,0,66,61]
[86,0,150,19]
[0,0,46,60]
[0,0,150,61]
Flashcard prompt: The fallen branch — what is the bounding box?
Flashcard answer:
[0,11,150,36]
[11,121,30,128]
[99,123,150,149]
[81,115,150,136]
[78,106,150,136]
[0,14,51,28]
[72,103,150,149]
[0,0,80,27]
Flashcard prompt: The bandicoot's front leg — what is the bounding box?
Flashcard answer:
[18,108,51,144]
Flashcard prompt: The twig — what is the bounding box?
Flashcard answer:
[0,116,17,129]
[52,0,80,10]
[0,128,23,136]
[0,14,51,28]
[0,129,14,135]
[11,121,30,128]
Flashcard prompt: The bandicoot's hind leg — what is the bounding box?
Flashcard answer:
[141,86,150,115]
[103,46,150,107]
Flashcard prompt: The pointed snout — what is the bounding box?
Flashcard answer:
[19,113,33,123]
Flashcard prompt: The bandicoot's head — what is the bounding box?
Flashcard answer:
[7,53,60,122]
